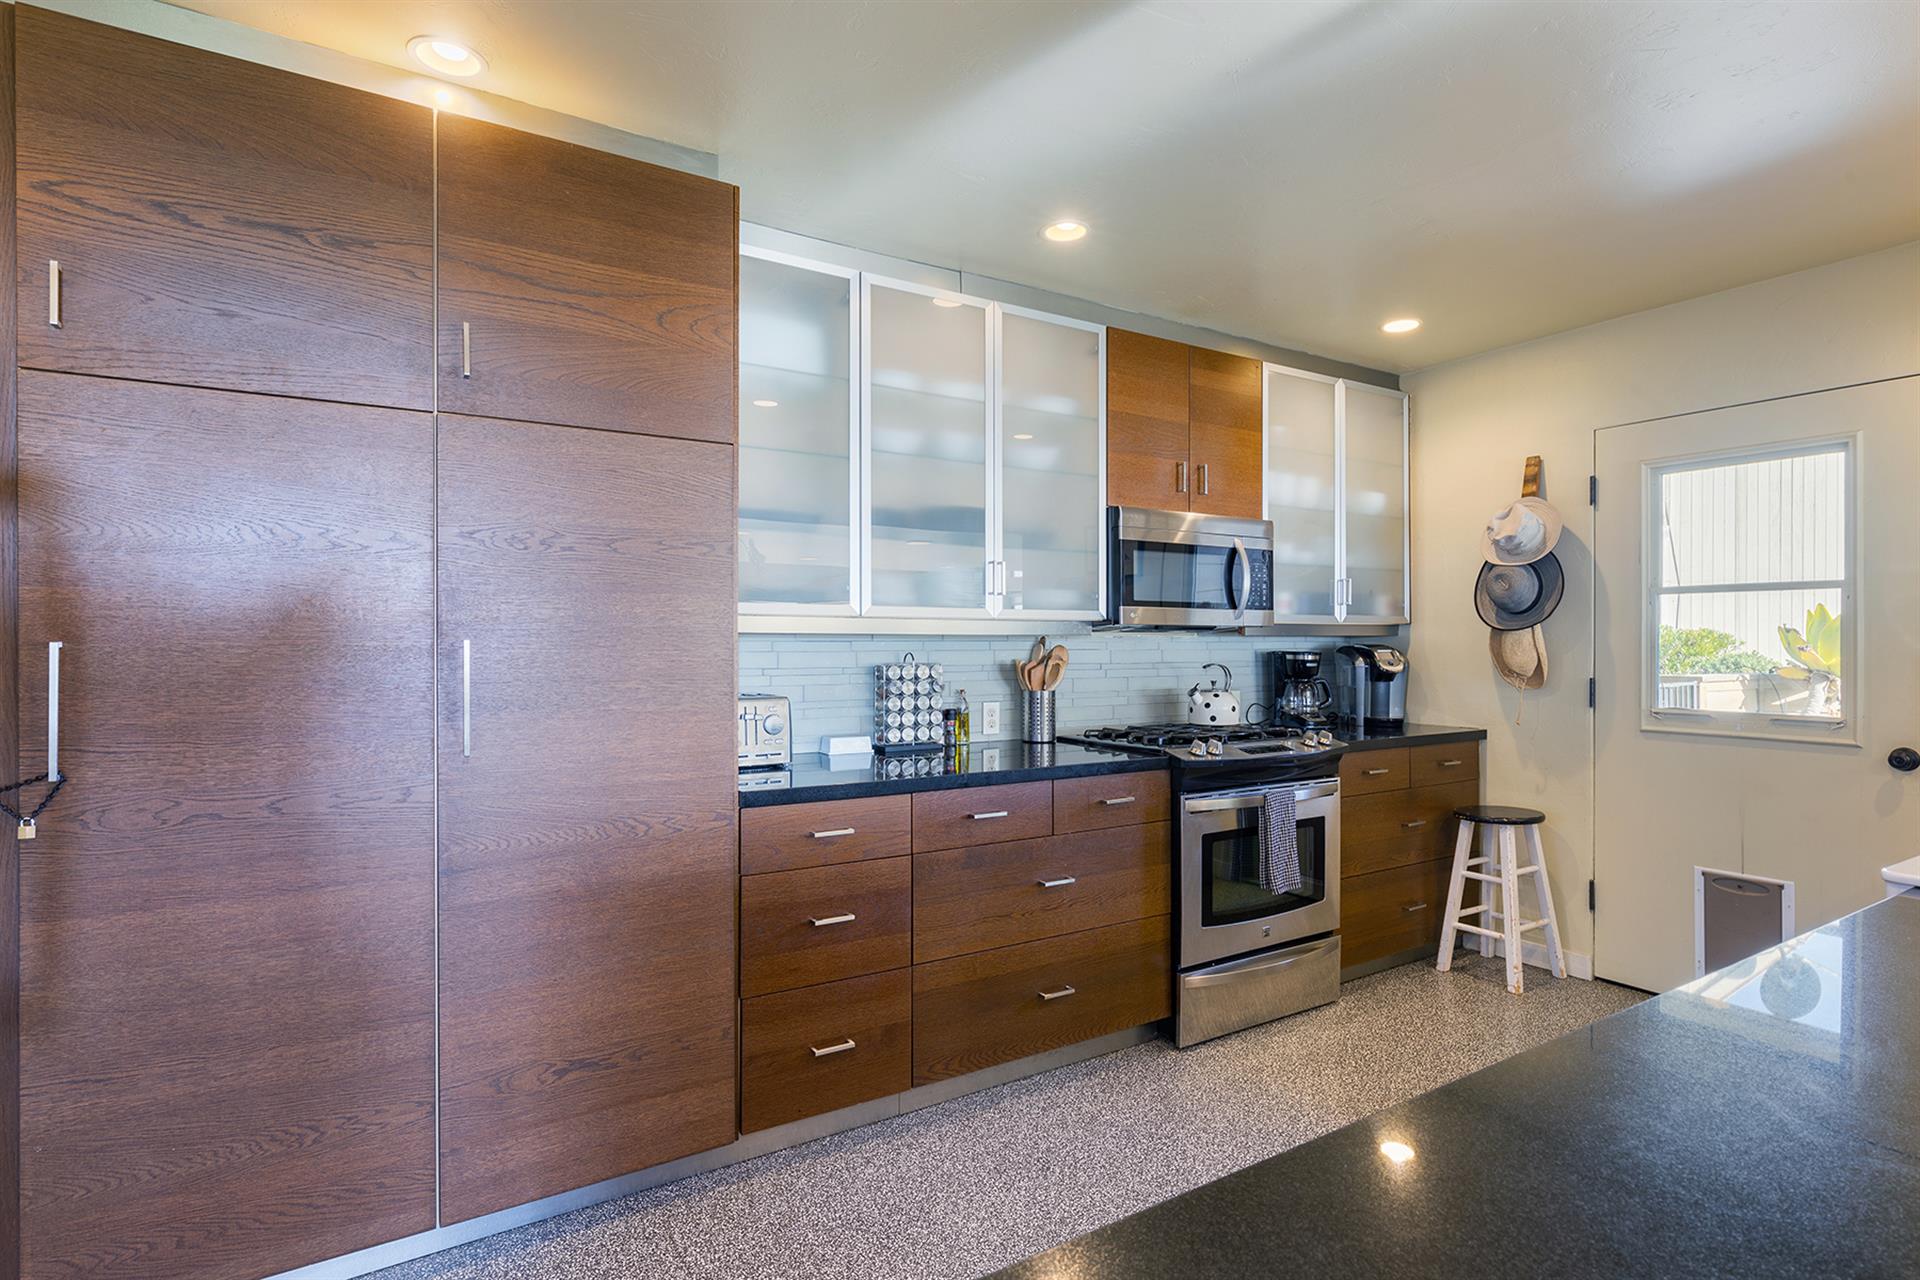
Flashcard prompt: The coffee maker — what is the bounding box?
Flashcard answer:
[1331,644,1408,728]
[1270,650,1333,727]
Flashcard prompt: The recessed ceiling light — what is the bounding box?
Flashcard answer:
[1379,1140,1416,1164]
[1381,317,1422,334]
[931,297,966,309]
[752,399,779,408]
[1043,220,1088,243]
[408,35,487,77]
[431,86,455,107]
[1012,433,1034,441]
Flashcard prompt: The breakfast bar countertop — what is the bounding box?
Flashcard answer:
[994,895,1920,1279]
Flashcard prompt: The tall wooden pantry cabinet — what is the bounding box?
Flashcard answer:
[0,8,740,1278]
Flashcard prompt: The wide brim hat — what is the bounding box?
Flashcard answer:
[1475,552,1565,631]
[1490,626,1548,690]
[1481,497,1565,565]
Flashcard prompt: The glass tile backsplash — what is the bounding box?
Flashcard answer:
[739,631,1403,749]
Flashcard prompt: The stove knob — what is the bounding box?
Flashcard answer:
[1207,738,1224,756]
[1188,741,1208,757]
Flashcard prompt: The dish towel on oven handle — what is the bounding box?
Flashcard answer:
[1258,785,1303,896]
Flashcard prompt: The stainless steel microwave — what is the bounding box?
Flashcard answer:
[1105,507,1275,628]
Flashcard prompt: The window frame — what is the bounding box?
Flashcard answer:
[1638,434,1859,746]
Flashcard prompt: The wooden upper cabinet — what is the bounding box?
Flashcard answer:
[14,7,433,409]
[436,115,739,441]
[1188,347,1264,518]
[1105,328,1190,510]
[436,414,739,1223]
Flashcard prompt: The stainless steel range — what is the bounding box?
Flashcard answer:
[1064,722,1345,1047]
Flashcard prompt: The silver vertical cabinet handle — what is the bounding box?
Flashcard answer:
[461,639,472,758]
[1175,461,1188,493]
[461,322,472,378]
[809,1039,856,1058]
[1199,463,1209,496]
[808,912,856,927]
[47,641,62,782]
[1038,985,1077,1002]
[1098,796,1136,807]
[1037,876,1077,889]
[48,261,61,328]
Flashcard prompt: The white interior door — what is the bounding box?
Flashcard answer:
[1593,376,1920,991]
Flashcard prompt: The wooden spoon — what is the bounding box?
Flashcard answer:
[1041,645,1069,691]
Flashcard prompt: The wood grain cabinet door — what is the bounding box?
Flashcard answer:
[436,116,738,442]
[1105,328,1191,510]
[1187,348,1264,518]
[436,413,738,1224]
[14,7,434,409]
[15,372,437,1280]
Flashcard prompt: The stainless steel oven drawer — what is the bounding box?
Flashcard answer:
[1175,934,1340,1048]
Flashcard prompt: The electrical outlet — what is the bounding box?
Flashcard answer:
[980,700,1002,737]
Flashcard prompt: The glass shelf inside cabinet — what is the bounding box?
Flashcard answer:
[868,284,990,611]
[739,256,855,608]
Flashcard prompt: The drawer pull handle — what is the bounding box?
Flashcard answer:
[809,912,857,927]
[1098,795,1137,807]
[48,260,62,328]
[810,1039,857,1058]
[809,827,857,839]
[1401,820,1428,830]
[1038,876,1077,889]
[1038,985,1077,1002]
[1402,902,1430,914]
[1438,759,1464,767]
[1364,768,1391,776]
[969,810,1010,821]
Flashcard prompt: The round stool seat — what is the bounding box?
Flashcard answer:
[1453,804,1545,826]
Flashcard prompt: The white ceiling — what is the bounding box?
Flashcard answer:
[168,0,1920,372]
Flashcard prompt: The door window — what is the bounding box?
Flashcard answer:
[1645,440,1853,738]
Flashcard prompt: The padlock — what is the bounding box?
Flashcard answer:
[17,818,35,840]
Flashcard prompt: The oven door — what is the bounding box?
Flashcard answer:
[1109,508,1273,627]
[1179,780,1341,968]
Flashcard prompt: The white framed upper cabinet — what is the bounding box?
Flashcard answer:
[738,248,860,615]
[862,276,995,618]
[1339,381,1410,624]
[1262,364,1341,622]
[1263,364,1410,625]
[994,305,1106,621]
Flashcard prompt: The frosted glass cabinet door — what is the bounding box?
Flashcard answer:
[999,309,1103,617]
[1264,366,1340,619]
[738,253,857,610]
[1342,382,1409,622]
[865,281,991,613]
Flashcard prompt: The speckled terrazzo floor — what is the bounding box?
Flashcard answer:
[375,955,1645,1280]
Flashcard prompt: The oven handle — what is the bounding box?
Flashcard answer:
[1182,936,1340,988]
[1183,780,1339,814]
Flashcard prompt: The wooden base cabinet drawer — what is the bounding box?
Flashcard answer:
[1341,859,1450,969]
[1340,748,1411,795]
[1053,771,1171,833]
[911,917,1172,1085]
[913,822,1173,962]
[1342,781,1479,878]
[740,857,911,997]
[740,970,911,1133]
[1410,742,1479,788]
[741,794,911,875]
[912,781,1052,852]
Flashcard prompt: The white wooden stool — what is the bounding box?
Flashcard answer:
[1435,805,1565,993]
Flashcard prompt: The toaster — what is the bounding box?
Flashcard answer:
[737,694,791,769]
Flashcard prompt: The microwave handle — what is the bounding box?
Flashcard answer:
[1230,537,1250,623]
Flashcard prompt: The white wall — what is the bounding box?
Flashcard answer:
[1402,240,1920,964]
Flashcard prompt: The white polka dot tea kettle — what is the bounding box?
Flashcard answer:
[1186,663,1241,727]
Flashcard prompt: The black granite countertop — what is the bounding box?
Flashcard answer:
[738,741,1164,807]
[739,723,1486,806]
[1330,721,1486,751]
[996,895,1920,1278]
